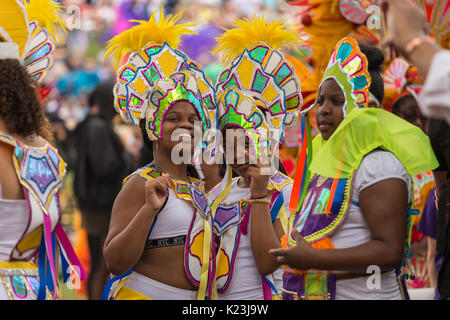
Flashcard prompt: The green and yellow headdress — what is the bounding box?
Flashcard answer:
[104,5,215,141]
[317,36,371,117]
[213,15,303,159]
[215,87,269,160]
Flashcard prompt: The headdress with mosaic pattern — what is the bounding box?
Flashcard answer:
[317,36,371,117]
[289,36,371,214]
[104,5,216,141]
[212,15,303,158]
[0,0,67,82]
[215,87,269,160]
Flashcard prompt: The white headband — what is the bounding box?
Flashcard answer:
[0,42,20,60]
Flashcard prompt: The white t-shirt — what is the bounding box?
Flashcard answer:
[419,50,450,124]
[218,177,291,299]
[329,150,411,300]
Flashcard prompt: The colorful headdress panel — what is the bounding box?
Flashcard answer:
[146,71,209,141]
[0,0,68,83]
[213,15,303,149]
[318,37,371,117]
[105,6,216,141]
[215,87,269,159]
[23,0,68,82]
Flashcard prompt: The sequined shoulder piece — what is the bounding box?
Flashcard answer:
[268,171,293,191]
[0,132,18,147]
[122,166,163,186]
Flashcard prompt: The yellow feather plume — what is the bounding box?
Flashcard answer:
[104,5,197,70]
[213,15,301,65]
[25,0,68,44]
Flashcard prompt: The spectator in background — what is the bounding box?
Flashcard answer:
[418,188,444,299]
[72,80,134,300]
[382,0,450,300]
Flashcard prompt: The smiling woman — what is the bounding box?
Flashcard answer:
[101,6,217,300]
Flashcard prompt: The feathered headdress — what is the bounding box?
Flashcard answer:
[25,0,68,44]
[106,5,214,144]
[212,15,301,65]
[105,4,197,70]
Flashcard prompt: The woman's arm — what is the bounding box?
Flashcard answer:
[270,178,408,272]
[250,203,284,275]
[247,163,283,276]
[103,175,171,275]
[426,237,438,287]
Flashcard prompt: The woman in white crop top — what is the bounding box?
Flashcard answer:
[101,6,220,299]
[103,89,208,299]
[0,57,84,299]
[103,57,216,300]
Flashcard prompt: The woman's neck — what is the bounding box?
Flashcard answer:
[153,152,189,182]
[0,119,10,135]
[203,166,222,194]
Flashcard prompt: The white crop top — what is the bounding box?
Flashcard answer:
[146,187,194,241]
[0,183,29,261]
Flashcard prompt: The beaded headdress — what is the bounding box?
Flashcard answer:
[0,0,67,82]
[104,6,215,142]
[213,15,303,159]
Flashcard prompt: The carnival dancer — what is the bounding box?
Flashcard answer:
[0,0,86,300]
[184,16,302,300]
[269,37,438,300]
[101,6,216,300]
[383,58,435,290]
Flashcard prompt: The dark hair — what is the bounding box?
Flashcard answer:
[392,94,416,112]
[139,119,199,178]
[139,119,153,153]
[359,44,385,104]
[89,80,116,121]
[0,59,51,139]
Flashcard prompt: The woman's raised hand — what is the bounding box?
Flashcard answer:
[144,175,172,212]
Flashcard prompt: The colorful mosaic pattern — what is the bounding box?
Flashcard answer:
[320,37,371,117]
[147,74,208,140]
[216,87,268,159]
[216,41,302,133]
[22,21,55,83]
[383,58,410,93]
[113,42,216,141]
[14,142,65,213]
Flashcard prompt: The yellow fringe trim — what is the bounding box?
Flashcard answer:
[212,15,301,65]
[104,3,197,70]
